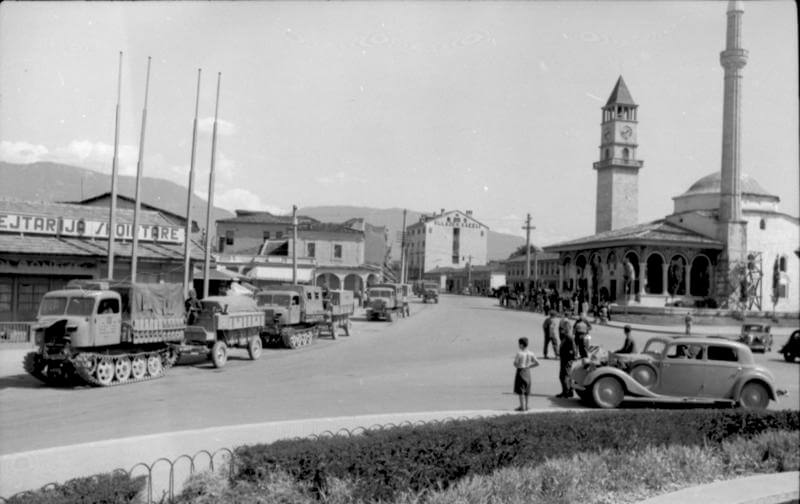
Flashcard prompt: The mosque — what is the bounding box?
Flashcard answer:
[545,1,799,314]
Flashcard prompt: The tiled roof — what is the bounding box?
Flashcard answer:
[218,211,318,225]
[605,76,636,106]
[0,234,204,261]
[0,198,174,227]
[299,222,363,234]
[504,251,560,263]
[544,220,723,252]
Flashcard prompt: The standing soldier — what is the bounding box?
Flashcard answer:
[573,315,592,358]
[542,310,559,359]
[685,312,693,335]
[557,320,577,398]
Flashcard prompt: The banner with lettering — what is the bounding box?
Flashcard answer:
[0,213,185,244]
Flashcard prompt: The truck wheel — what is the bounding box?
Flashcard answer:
[247,336,262,360]
[211,341,228,368]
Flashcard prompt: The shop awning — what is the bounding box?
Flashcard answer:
[246,265,313,283]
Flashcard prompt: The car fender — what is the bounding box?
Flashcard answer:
[734,371,778,401]
[582,366,661,398]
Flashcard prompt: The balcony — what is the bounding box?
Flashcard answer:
[593,158,644,170]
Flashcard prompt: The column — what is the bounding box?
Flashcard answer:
[638,262,646,297]
[684,263,691,297]
[662,262,668,296]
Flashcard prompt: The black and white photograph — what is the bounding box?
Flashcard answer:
[0,1,798,502]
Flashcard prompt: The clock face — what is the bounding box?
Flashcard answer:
[620,125,633,140]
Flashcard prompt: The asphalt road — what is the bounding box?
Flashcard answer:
[1,294,797,455]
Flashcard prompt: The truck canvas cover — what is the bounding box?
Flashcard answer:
[67,279,185,319]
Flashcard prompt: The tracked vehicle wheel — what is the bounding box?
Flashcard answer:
[96,359,115,386]
[147,354,163,376]
[131,356,147,380]
[115,358,132,382]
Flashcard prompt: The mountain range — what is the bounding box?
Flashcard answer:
[0,161,524,260]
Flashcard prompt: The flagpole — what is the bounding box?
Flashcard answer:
[183,68,202,297]
[107,51,123,279]
[202,72,221,299]
[131,56,151,283]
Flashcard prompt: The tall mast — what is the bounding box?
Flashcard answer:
[131,56,152,283]
[183,69,202,297]
[107,51,123,279]
[292,204,298,285]
[202,72,221,298]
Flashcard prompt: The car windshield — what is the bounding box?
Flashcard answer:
[65,297,96,316]
[271,294,291,307]
[369,290,391,298]
[39,297,68,316]
[643,339,667,356]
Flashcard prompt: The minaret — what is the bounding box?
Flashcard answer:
[593,76,644,233]
[718,1,748,265]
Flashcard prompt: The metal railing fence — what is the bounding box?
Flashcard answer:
[0,415,480,504]
[0,322,33,344]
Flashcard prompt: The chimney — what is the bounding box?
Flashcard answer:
[466,210,473,217]
[440,208,445,215]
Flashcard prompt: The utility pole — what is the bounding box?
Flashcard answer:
[400,209,407,284]
[522,214,535,294]
[292,205,298,285]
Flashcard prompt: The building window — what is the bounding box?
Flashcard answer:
[622,148,629,160]
[307,242,316,258]
[334,244,342,259]
[218,237,225,252]
[779,255,787,272]
[759,219,766,230]
[276,231,284,239]
[604,148,610,160]
[452,227,460,264]
[0,278,12,312]
[263,231,271,240]
[225,230,234,245]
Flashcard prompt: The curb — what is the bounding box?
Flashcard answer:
[636,471,800,504]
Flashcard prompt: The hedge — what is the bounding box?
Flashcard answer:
[234,409,799,502]
[4,471,146,504]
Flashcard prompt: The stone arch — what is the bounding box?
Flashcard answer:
[344,274,363,294]
[317,273,341,290]
[589,252,603,303]
[623,251,640,296]
[562,256,573,291]
[366,273,379,286]
[646,252,665,294]
[668,254,687,296]
[690,254,712,297]
[575,254,588,294]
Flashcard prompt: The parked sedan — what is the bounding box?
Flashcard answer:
[738,323,773,353]
[570,337,786,410]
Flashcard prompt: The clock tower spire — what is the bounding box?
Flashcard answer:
[593,76,644,233]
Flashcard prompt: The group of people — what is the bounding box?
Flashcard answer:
[501,288,613,326]
[513,311,636,409]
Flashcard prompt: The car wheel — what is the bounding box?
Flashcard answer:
[739,382,769,411]
[591,376,624,409]
[630,364,657,389]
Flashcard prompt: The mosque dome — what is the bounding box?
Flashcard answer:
[680,172,778,199]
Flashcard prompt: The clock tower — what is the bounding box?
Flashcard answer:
[593,76,644,233]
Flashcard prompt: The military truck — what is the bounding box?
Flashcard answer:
[322,289,355,338]
[422,282,439,304]
[365,283,405,322]
[23,280,185,387]
[180,295,266,368]
[255,285,327,349]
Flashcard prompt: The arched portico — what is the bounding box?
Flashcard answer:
[690,255,712,297]
[316,273,341,290]
[668,254,688,296]
[646,253,665,294]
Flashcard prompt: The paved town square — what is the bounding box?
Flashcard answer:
[1,294,797,457]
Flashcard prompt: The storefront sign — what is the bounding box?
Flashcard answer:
[0,213,184,243]
[434,218,482,229]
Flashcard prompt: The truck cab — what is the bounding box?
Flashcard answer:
[36,289,123,350]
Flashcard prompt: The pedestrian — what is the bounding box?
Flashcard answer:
[558,311,572,344]
[557,326,577,398]
[513,337,540,411]
[685,312,693,335]
[543,310,560,359]
[573,315,592,358]
[184,288,202,325]
[615,325,636,354]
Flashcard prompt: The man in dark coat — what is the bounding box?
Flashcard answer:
[557,320,577,398]
[615,325,637,354]
[573,315,592,358]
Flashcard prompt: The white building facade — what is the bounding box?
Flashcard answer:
[406,210,489,282]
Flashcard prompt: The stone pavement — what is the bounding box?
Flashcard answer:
[637,471,800,504]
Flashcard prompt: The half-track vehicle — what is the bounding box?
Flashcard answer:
[365,284,405,322]
[23,280,185,387]
[322,289,355,338]
[255,285,326,349]
[181,295,266,368]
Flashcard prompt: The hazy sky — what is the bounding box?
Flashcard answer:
[1,1,797,246]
